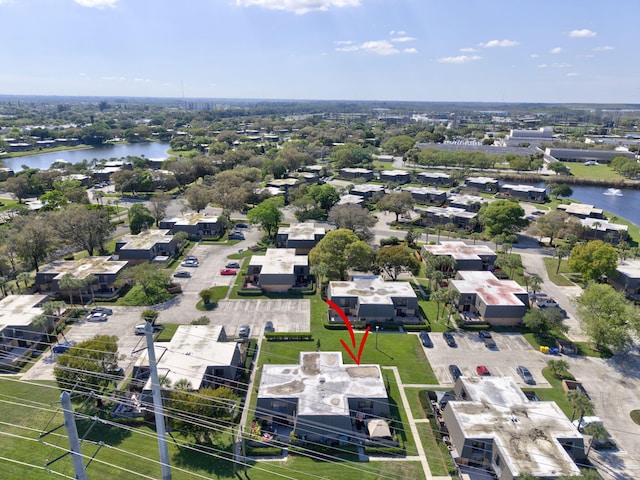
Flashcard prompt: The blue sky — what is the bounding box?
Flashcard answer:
[1,0,638,103]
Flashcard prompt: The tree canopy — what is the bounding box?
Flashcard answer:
[568,240,618,282]
[128,203,155,235]
[478,199,528,237]
[575,282,640,352]
[375,245,421,280]
[247,197,284,237]
[328,204,376,241]
[377,191,415,222]
[54,334,119,394]
[309,229,374,280]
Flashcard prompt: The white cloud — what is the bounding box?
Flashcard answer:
[391,36,416,43]
[235,0,359,14]
[593,45,614,52]
[437,55,482,64]
[550,47,562,54]
[101,76,126,81]
[336,38,416,55]
[530,53,540,58]
[460,47,477,53]
[537,64,548,68]
[133,78,152,83]
[75,0,118,7]
[567,73,579,77]
[478,39,519,48]
[538,62,571,69]
[389,30,406,36]
[569,29,596,38]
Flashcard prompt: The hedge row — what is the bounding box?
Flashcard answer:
[364,445,405,456]
[403,324,431,332]
[265,332,313,341]
[245,445,283,457]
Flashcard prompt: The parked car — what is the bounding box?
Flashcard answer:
[536,297,559,308]
[85,312,108,322]
[235,222,248,229]
[264,321,275,333]
[134,324,147,335]
[90,306,113,315]
[449,364,462,381]
[185,255,198,261]
[478,330,492,339]
[419,331,434,348]
[516,366,535,384]
[443,332,457,347]
[238,324,250,338]
[173,270,191,278]
[228,232,245,240]
[226,261,241,268]
[220,268,237,275]
[476,365,491,376]
[52,343,72,354]
[181,259,199,267]
[107,367,124,377]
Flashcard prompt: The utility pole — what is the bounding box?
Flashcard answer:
[60,391,87,480]
[145,321,172,480]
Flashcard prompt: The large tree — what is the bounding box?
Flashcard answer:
[375,245,421,280]
[166,387,239,441]
[330,143,372,168]
[247,197,284,237]
[533,210,580,246]
[116,262,170,304]
[309,229,374,280]
[377,191,415,222]
[185,184,211,213]
[568,240,618,282]
[575,282,640,352]
[149,192,171,227]
[128,203,155,235]
[548,183,573,199]
[478,199,528,237]
[10,214,56,272]
[53,204,114,256]
[54,334,119,394]
[328,204,376,241]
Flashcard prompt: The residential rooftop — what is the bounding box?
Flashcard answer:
[452,271,527,306]
[259,351,387,416]
[557,203,604,217]
[423,241,496,260]
[117,229,174,250]
[614,259,640,278]
[329,275,416,304]
[249,249,308,274]
[277,223,325,241]
[0,294,48,328]
[448,376,582,478]
[163,213,218,226]
[500,184,547,193]
[39,256,128,279]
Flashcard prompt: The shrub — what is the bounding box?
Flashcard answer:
[141,309,159,323]
[191,316,210,325]
[380,236,401,247]
[364,445,405,456]
[265,332,313,341]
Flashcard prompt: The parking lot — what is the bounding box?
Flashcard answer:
[21,305,151,382]
[420,330,551,387]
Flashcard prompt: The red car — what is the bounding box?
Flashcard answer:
[220,268,237,275]
[476,365,491,376]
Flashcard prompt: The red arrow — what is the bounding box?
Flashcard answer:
[325,299,371,365]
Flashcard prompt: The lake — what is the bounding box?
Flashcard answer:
[568,184,640,227]
[1,142,171,171]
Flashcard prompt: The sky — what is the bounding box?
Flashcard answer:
[1,0,639,104]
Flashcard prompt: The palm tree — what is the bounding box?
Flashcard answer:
[16,272,31,292]
[59,273,80,305]
[567,390,594,425]
[445,289,461,326]
[529,274,542,298]
[432,288,450,323]
[584,423,609,456]
[554,245,569,275]
[547,359,570,379]
[174,378,192,390]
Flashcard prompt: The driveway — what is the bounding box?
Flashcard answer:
[421,330,551,388]
[21,305,150,382]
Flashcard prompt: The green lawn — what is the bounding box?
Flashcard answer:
[542,257,577,286]
[559,162,624,180]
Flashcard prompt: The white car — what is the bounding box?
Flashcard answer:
[85,312,108,322]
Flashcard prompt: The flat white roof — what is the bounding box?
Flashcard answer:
[249,249,308,274]
[581,217,628,232]
[557,203,603,216]
[418,171,450,178]
[448,194,486,205]
[39,256,128,279]
[259,352,387,416]
[466,176,498,184]
[0,294,48,328]
[164,213,218,226]
[329,276,416,304]
[337,194,364,205]
[449,377,582,478]
[615,259,640,279]
[118,229,174,250]
[404,186,445,195]
[380,169,410,176]
[452,271,527,306]
[351,184,385,193]
[277,222,325,241]
[423,241,495,261]
[501,184,547,193]
[340,167,373,174]
[137,325,238,391]
[418,206,477,219]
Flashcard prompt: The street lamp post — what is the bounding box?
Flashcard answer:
[375,325,380,350]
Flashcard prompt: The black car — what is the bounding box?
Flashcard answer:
[235,222,248,229]
[264,321,275,333]
[419,331,434,348]
[516,366,535,385]
[228,232,245,240]
[449,364,462,381]
[478,330,492,339]
[226,261,241,269]
[91,306,113,315]
[52,343,72,354]
[443,331,457,347]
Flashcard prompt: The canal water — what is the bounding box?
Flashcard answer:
[1,142,171,171]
